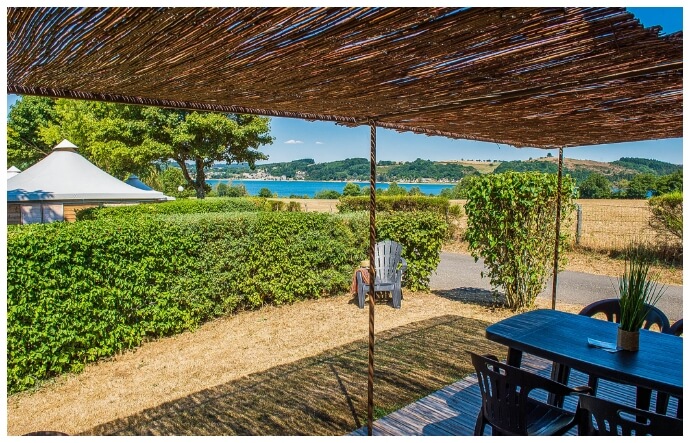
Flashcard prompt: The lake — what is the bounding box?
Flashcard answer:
[206,179,455,198]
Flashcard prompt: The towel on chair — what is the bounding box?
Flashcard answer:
[350,267,372,295]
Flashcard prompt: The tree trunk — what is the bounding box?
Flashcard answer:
[194,158,206,199]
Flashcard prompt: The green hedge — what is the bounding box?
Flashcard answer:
[337,195,458,216]
[75,197,271,220]
[7,210,446,394]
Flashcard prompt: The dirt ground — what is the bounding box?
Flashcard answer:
[6,291,583,436]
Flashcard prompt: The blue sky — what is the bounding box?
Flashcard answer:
[5,6,683,165]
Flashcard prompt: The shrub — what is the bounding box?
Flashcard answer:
[76,197,267,220]
[377,212,448,291]
[464,172,575,311]
[7,210,444,393]
[315,190,341,199]
[337,195,454,216]
[648,191,682,241]
[7,212,361,394]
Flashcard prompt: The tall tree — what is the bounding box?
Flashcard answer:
[577,173,611,199]
[7,96,57,169]
[24,98,273,198]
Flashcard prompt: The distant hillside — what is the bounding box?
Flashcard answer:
[611,157,682,176]
[206,155,680,184]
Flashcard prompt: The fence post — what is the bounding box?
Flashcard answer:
[575,203,582,245]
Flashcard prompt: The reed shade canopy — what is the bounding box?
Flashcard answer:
[6,7,682,149]
[7,6,683,437]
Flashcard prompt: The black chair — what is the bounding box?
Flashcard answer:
[469,351,591,436]
[550,299,671,409]
[578,298,670,332]
[669,318,683,336]
[656,318,683,417]
[577,394,683,436]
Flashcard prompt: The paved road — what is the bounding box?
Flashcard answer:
[430,252,683,321]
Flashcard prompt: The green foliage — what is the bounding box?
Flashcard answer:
[315,190,342,199]
[654,170,683,195]
[648,192,682,241]
[578,172,611,199]
[439,176,480,199]
[625,173,656,198]
[258,187,275,198]
[464,172,575,311]
[383,182,408,196]
[337,195,453,216]
[8,209,444,393]
[380,158,478,182]
[76,197,267,221]
[342,182,362,197]
[377,212,448,291]
[611,157,682,176]
[618,244,666,331]
[7,96,57,170]
[158,167,195,198]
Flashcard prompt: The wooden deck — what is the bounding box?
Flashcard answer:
[350,353,680,436]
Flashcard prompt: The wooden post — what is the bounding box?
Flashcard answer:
[551,147,564,310]
[576,204,582,245]
[367,122,376,436]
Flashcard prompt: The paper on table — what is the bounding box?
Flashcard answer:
[587,337,620,353]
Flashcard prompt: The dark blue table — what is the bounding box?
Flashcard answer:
[486,309,683,399]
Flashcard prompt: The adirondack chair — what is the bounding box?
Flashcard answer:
[356,240,407,309]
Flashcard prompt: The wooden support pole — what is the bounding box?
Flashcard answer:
[367,122,377,436]
[551,147,564,310]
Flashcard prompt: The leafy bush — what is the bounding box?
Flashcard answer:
[648,191,682,241]
[464,172,575,311]
[337,195,454,216]
[7,210,444,393]
[76,197,268,220]
[377,212,448,291]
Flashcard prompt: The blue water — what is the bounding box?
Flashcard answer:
[206,179,455,198]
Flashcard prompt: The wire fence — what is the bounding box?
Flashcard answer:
[450,199,677,254]
[570,200,659,251]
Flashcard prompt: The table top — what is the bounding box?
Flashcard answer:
[486,309,683,397]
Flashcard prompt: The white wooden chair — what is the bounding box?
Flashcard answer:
[356,240,407,309]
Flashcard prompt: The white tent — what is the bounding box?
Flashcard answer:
[7,166,21,179]
[7,140,171,224]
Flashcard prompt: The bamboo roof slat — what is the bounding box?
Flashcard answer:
[7,7,682,148]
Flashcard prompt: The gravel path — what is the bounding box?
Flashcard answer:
[430,252,683,322]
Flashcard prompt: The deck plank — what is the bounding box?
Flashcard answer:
[349,353,680,436]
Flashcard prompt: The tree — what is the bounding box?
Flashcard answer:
[464,172,576,311]
[157,167,194,198]
[315,190,341,199]
[35,99,273,198]
[7,96,57,169]
[258,187,274,198]
[654,170,682,195]
[626,173,656,199]
[577,173,611,199]
[342,182,362,196]
[216,182,230,196]
[648,192,682,241]
[384,182,407,196]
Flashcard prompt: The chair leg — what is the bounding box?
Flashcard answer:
[474,412,486,436]
[392,288,402,308]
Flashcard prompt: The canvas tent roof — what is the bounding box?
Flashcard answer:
[7,166,21,179]
[7,140,170,203]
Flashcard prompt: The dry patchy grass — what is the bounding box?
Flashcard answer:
[7,291,581,436]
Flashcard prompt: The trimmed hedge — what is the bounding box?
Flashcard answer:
[337,195,459,216]
[75,197,272,221]
[7,210,446,394]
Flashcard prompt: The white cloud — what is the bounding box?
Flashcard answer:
[315,141,324,145]
[284,139,303,144]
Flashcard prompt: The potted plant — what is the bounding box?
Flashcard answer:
[617,246,666,351]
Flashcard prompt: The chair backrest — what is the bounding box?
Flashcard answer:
[578,394,683,436]
[468,351,572,436]
[668,318,682,336]
[578,299,670,332]
[374,240,403,283]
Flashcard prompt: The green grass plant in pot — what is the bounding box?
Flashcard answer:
[617,246,666,351]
